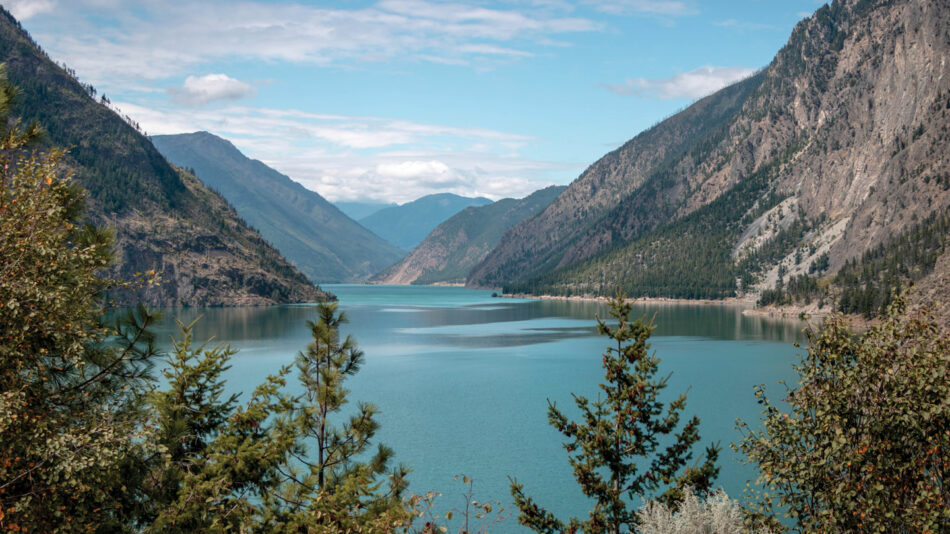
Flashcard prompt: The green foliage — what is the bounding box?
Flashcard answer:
[835,208,950,316]
[0,7,186,214]
[758,274,821,307]
[135,307,415,532]
[0,66,399,530]
[756,208,950,315]
[510,295,719,533]
[262,302,412,530]
[0,65,161,532]
[737,297,950,532]
[515,146,803,299]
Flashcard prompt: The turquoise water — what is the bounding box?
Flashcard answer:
[151,284,805,528]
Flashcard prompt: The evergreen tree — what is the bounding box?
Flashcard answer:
[263,302,411,531]
[510,294,719,533]
[141,319,241,528]
[0,65,160,532]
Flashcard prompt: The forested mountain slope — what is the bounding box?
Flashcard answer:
[152,132,405,283]
[469,0,950,301]
[373,185,565,285]
[360,193,493,250]
[0,8,327,305]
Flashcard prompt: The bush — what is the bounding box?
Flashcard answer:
[737,297,950,532]
[638,487,773,534]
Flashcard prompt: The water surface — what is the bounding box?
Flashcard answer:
[152,284,805,528]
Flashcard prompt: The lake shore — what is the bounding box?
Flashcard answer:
[497,291,882,328]
[499,292,757,307]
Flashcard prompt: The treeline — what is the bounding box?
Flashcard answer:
[0,25,186,214]
[512,141,808,300]
[758,207,950,316]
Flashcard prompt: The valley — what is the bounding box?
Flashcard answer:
[4,0,950,531]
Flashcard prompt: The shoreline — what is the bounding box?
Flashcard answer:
[498,292,758,308]
[496,292,878,327]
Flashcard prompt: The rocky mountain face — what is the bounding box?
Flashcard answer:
[152,132,404,283]
[360,193,493,250]
[469,0,950,303]
[373,185,565,285]
[0,8,327,306]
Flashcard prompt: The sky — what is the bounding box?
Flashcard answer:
[4,0,823,204]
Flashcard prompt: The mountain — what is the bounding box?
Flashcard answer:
[373,185,566,285]
[152,132,405,283]
[468,0,950,305]
[359,193,493,250]
[0,8,327,306]
[334,201,397,221]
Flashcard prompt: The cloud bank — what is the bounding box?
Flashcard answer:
[604,65,757,99]
[114,101,565,203]
[30,0,601,86]
[1,0,56,20]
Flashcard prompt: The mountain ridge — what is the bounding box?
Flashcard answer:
[360,193,493,250]
[0,8,327,306]
[373,185,566,285]
[152,131,405,283]
[468,0,950,307]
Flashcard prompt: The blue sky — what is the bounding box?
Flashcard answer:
[5,0,822,203]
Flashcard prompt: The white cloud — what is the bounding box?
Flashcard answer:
[581,0,696,16]
[457,43,534,57]
[29,0,600,86]
[376,160,451,178]
[111,100,565,203]
[2,0,56,19]
[169,73,256,107]
[604,65,757,100]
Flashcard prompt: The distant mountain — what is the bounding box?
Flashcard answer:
[152,132,405,283]
[360,193,493,250]
[334,201,397,221]
[0,8,326,306]
[469,0,950,308]
[374,186,565,285]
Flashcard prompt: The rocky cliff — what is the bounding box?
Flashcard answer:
[469,0,950,304]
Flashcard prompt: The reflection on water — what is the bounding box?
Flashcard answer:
[144,284,806,532]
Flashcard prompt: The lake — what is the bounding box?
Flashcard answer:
[151,284,805,529]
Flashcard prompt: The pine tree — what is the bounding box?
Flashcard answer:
[142,319,241,527]
[264,302,411,531]
[510,294,719,533]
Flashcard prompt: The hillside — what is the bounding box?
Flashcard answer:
[469,0,950,304]
[334,200,397,221]
[0,8,327,306]
[360,193,493,250]
[152,132,405,283]
[373,185,565,285]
